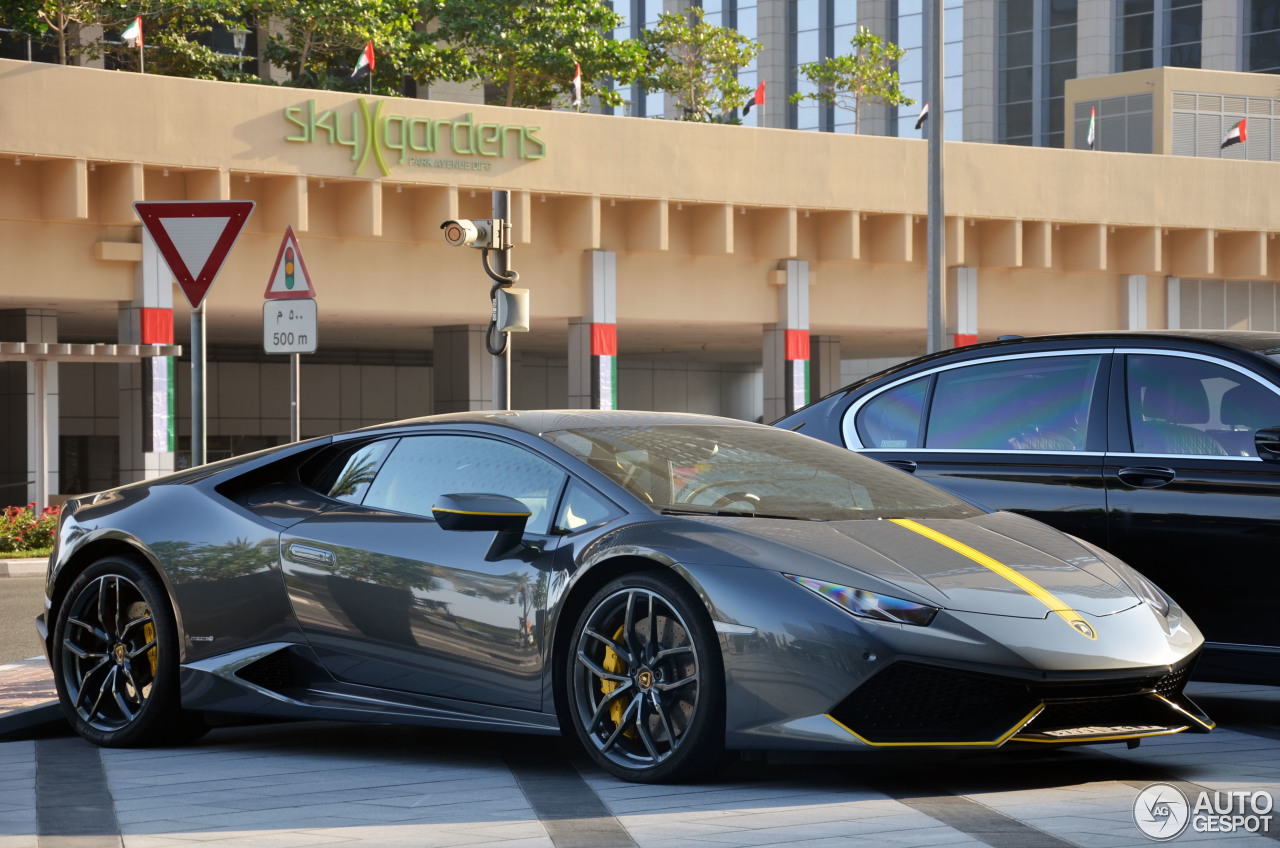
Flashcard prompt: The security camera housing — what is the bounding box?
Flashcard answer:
[440,219,501,249]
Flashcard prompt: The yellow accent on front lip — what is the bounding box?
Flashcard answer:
[825,704,1044,747]
[1010,726,1187,743]
[433,507,531,517]
[889,517,1098,641]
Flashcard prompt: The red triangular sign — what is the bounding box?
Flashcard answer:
[264,227,316,300]
[135,201,255,308]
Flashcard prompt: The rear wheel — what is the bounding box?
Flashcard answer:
[567,572,725,783]
[51,556,203,747]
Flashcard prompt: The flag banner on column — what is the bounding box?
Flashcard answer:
[953,333,978,347]
[140,307,173,345]
[785,329,810,412]
[591,323,617,410]
[147,356,174,454]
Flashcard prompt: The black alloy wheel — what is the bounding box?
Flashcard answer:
[568,571,725,782]
[51,556,201,747]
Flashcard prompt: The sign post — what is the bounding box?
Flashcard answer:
[135,200,254,467]
[263,226,317,442]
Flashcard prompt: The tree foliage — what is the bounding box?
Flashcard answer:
[638,6,758,122]
[424,0,644,109]
[789,26,913,131]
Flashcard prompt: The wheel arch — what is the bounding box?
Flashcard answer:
[50,533,185,657]
[549,553,720,736]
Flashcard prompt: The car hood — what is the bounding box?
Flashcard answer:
[682,510,1140,619]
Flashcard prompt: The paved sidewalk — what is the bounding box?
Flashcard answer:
[2,657,1278,848]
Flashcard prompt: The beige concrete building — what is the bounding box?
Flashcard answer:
[2,58,1279,506]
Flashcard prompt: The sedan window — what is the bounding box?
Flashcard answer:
[1125,354,1280,457]
[925,355,1102,451]
[856,376,929,448]
[363,436,568,534]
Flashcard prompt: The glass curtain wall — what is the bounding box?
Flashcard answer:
[788,0,858,132]
[1247,0,1280,72]
[1117,0,1202,72]
[891,0,964,139]
[702,0,761,122]
[999,0,1075,147]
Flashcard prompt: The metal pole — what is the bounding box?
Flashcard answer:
[925,0,946,354]
[492,190,511,411]
[290,353,300,441]
[191,303,206,466]
[33,359,47,510]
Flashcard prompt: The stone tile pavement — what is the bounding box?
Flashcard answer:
[1,654,1278,848]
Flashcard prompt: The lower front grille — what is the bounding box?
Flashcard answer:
[829,658,1199,746]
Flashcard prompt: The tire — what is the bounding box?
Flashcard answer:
[51,556,204,747]
[566,571,725,783]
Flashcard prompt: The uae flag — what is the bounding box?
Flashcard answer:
[914,101,929,130]
[350,40,375,82]
[742,80,765,117]
[121,16,142,48]
[572,62,582,109]
[1087,105,1096,149]
[1221,118,1246,149]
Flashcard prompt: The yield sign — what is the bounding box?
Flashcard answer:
[264,226,316,300]
[134,201,255,308]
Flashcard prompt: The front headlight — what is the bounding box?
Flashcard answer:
[786,574,938,626]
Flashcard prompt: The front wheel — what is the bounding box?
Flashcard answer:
[567,572,725,783]
[51,556,202,747]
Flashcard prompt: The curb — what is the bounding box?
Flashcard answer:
[0,559,46,578]
[0,702,69,742]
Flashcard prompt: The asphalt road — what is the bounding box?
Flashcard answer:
[0,575,47,665]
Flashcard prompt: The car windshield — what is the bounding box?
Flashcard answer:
[543,424,982,521]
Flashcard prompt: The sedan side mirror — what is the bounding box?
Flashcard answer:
[432,492,531,560]
[1255,428,1280,462]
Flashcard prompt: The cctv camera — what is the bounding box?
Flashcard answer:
[441,218,500,249]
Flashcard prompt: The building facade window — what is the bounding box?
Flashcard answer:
[1247,0,1280,73]
[999,0,1075,148]
[892,0,963,139]
[701,0,760,123]
[1116,0,1201,73]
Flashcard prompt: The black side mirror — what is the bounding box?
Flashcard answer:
[1255,428,1280,462]
[432,493,530,560]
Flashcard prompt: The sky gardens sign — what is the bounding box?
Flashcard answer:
[284,99,546,177]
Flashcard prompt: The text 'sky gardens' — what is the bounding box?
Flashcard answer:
[284,99,546,177]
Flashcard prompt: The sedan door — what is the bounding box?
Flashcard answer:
[1104,350,1280,648]
[846,352,1112,547]
[281,433,568,711]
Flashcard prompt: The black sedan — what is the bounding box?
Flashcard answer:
[776,330,1280,684]
[39,410,1208,783]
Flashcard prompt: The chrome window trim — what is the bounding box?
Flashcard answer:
[842,349,1113,451]
[844,346,1280,461]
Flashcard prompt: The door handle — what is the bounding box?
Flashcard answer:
[884,459,917,474]
[1116,466,1176,488]
[288,543,336,567]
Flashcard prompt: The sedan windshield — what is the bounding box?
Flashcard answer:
[544,424,982,521]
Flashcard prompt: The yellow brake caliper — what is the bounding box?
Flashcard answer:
[143,610,157,676]
[600,625,635,736]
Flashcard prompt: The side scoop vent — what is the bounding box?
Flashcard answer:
[235,648,296,693]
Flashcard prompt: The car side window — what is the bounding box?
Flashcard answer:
[363,435,568,534]
[325,440,397,504]
[1125,355,1280,457]
[925,355,1102,451]
[553,481,623,534]
[855,377,929,448]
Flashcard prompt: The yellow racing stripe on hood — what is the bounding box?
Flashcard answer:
[889,518,1098,641]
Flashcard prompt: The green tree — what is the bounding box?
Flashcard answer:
[789,26,913,132]
[1,0,109,65]
[258,0,457,95]
[424,0,644,109]
[638,6,759,122]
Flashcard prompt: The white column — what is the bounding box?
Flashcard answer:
[569,250,618,409]
[763,260,810,422]
[947,266,979,346]
[1125,274,1148,330]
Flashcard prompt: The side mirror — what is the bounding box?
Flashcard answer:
[1255,428,1280,462]
[432,493,530,560]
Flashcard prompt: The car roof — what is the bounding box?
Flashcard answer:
[353,409,769,438]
